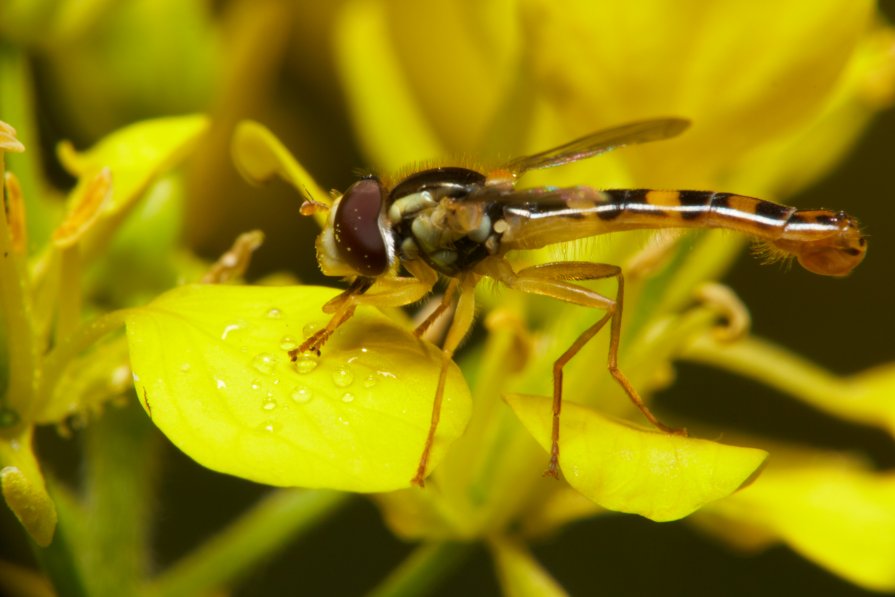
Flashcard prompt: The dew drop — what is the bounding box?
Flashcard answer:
[291,386,312,403]
[280,336,298,351]
[111,365,130,387]
[302,322,319,339]
[262,421,280,433]
[362,374,377,389]
[266,307,283,319]
[376,370,397,381]
[341,392,355,403]
[294,355,318,374]
[250,379,262,391]
[331,365,354,388]
[215,378,227,390]
[221,322,243,340]
[251,353,276,375]
[262,399,278,411]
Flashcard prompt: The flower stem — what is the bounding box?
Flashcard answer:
[367,541,473,597]
[36,309,132,414]
[0,152,37,421]
[81,403,160,596]
[30,489,89,597]
[145,489,351,597]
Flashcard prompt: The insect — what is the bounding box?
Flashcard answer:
[288,118,867,487]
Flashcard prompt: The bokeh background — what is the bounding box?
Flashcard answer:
[1,1,893,594]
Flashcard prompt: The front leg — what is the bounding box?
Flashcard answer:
[290,278,369,358]
[289,262,438,360]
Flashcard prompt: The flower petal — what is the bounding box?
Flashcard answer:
[125,284,471,491]
[231,121,330,227]
[334,0,445,171]
[505,393,767,521]
[696,459,895,591]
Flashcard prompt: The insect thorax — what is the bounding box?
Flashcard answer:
[387,167,504,275]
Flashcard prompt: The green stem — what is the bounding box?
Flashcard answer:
[145,489,352,597]
[0,41,54,246]
[37,308,132,413]
[81,403,160,597]
[54,246,83,345]
[31,480,89,597]
[0,152,38,421]
[367,541,473,597]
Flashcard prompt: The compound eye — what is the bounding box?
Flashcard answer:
[333,178,390,276]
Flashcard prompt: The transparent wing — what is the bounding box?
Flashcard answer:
[501,117,690,178]
[469,183,603,207]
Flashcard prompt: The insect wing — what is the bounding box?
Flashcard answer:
[470,183,602,207]
[501,117,690,177]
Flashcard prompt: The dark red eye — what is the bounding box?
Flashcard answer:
[333,178,389,276]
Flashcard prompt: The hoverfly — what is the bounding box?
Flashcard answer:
[288,118,866,486]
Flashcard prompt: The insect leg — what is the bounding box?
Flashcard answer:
[412,280,459,340]
[290,264,439,359]
[486,259,683,478]
[291,292,359,358]
[412,276,477,487]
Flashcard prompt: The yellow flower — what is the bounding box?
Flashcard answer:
[315,0,895,591]
[0,116,208,547]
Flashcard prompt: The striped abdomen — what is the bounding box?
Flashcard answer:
[499,188,866,276]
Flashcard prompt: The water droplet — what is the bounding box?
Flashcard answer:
[294,355,318,374]
[280,336,298,351]
[291,386,312,403]
[215,378,227,390]
[341,392,355,403]
[250,379,262,391]
[262,399,278,411]
[111,365,130,387]
[302,322,319,339]
[331,365,354,388]
[262,421,280,433]
[251,353,276,375]
[266,307,283,319]
[362,374,377,389]
[337,416,350,426]
[221,322,243,340]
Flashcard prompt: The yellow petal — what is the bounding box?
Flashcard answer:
[125,285,471,492]
[51,168,111,248]
[683,334,895,437]
[334,0,445,171]
[231,121,330,227]
[505,394,767,521]
[522,0,874,187]
[698,460,895,591]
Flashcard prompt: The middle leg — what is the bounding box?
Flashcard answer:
[485,259,685,478]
